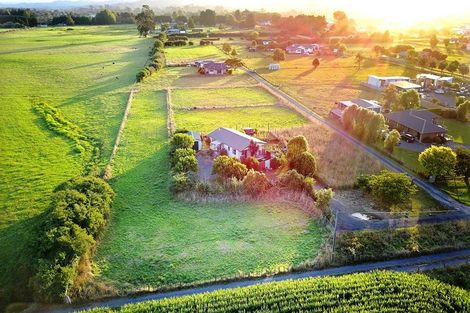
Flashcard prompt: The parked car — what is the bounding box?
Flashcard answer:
[434,89,445,94]
[401,134,415,143]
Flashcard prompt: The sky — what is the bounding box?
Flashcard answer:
[1,0,469,29]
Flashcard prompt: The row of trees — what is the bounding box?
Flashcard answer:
[49,9,130,26]
[342,105,386,144]
[136,33,166,82]
[32,176,114,302]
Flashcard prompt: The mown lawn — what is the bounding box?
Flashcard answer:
[442,118,470,144]
[0,25,151,305]
[94,90,326,291]
[171,86,277,109]
[165,45,225,64]
[174,105,307,133]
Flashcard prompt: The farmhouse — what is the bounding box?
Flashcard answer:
[329,99,382,120]
[416,74,453,89]
[286,44,320,55]
[195,60,228,75]
[366,75,411,89]
[208,127,272,168]
[384,110,447,142]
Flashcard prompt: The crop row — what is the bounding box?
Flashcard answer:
[86,271,470,312]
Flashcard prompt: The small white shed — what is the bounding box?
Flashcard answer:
[268,63,281,70]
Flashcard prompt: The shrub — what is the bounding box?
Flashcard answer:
[170,172,195,194]
[171,148,195,167]
[428,108,457,119]
[286,135,308,162]
[173,155,198,173]
[315,188,334,209]
[368,171,417,208]
[384,129,400,153]
[242,170,271,196]
[290,151,317,178]
[241,156,259,171]
[169,133,194,155]
[354,174,371,192]
[270,154,287,170]
[32,176,114,302]
[212,156,248,180]
[278,169,314,195]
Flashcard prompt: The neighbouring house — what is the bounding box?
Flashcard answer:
[366,75,411,89]
[329,99,382,120]
[195,60,228,75]
[208,127,272,169]
[416,74,453,89]
[258,20,272,26]
[389,81,422,92]
[187,131,202,151]
[384,110,447,142]
[268,63,281,70]
[286,44,320,55]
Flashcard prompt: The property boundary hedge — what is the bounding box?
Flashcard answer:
[335,220,470,265]
[31,176,114,303]
[84,271,470,312]
[136,38,166,82]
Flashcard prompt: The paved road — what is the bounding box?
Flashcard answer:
[39,249,470,313]
[245,68,470,216]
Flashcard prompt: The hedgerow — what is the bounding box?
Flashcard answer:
[31,176,114,303]
[84,271,470,313]
[136,38,166,82]
[32,102,100,173]
[335,220,470,264]
[169,134,198,194]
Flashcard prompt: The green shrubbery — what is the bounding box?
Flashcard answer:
[212,156,248,181]
[85,271,470,313]
[354,171,417,209]
[136,38,166,82]
[169,134,198,194]
[335,221,470,264]
[32,176,114,303]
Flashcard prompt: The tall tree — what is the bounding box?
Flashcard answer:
[459,64,469,77]
[199,9,216,26]
[383,85,398,112]
[135,5,155,37]
[273,48,286,61]
[368,171,417,208]
[393,89,420,111]
[447,60,460,74]
[455,148,470,188]
[187,16,195,28]
[312,58,320,69]
[419,146,457,180]
[95,9,116,25]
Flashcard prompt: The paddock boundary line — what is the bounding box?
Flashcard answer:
[104,87,137,180]
[166,88,176,135]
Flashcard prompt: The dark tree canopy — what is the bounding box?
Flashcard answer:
[135,5,156,37]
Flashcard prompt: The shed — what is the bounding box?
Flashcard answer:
[268,63,281,70]
[186,131,202,151]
